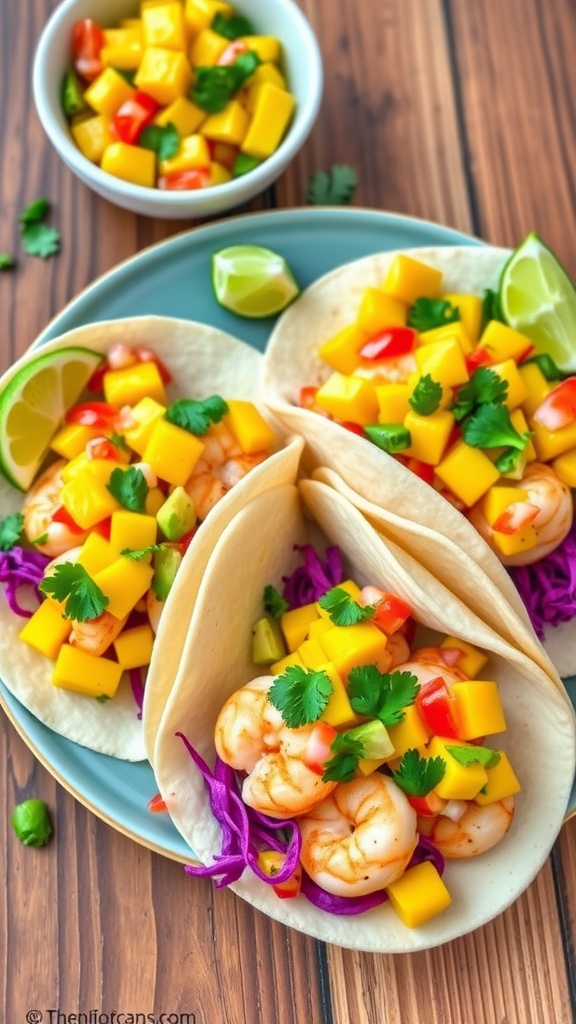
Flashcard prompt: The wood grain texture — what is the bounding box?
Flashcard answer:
[2,0,576,1022]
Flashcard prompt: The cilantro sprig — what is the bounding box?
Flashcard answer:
[165,395,228,435]
[462,403,532,452]
[139,122,180,162]
[268,665,333,727]
[452,367,508,422]
[322,732,365,783]
[318,586,374,626]
[191,52,261,113]
[0,512,24,551]
[121,543,167,560]
[407,298,460,332]
[39,563,108,622]
[106,466,150,513]
[347,666,419,726]
[211,11,253,38]
[307,165,358,205]
[19,198,60,259]
[391,749,446,797]
[263,584,289,619]
[408,374,443,416]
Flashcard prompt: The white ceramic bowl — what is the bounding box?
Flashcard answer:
[33,0,323,218]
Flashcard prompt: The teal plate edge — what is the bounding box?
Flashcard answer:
[1,207,573,861]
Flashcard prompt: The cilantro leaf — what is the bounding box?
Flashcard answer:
[318,586,374,626]
[494,447,524,474]
[322,733,364,783]
[39,563,108,622]
[0,512,24,551]
[263,584,289,619]
[391,748,446,797]
[20,198,50,225]
[348,667,419,726]
[121,543,167,560]
[108,432,130,452]
[452,367,508,422]
[106,466,149,512]
[211,11,253,38]
[445,744,501,769]
[165,395,228,435]
[0,252,15,271]
[408,374,443,415]
[191,52,261,113]
[307,165,358,206]
[407,298,460,332]
[268,665,333,727]
[482,287,505,326]
[21,223,61,259]
[139,122,180,162]
[462,403,532,451]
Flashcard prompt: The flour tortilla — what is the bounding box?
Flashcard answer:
[261,245,575,677]
[153,480,575,953]
[0,317,301,761]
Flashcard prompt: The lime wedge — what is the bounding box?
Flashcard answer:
[0,346,103,491]
[498,232,576,371]
[212,245,300,318]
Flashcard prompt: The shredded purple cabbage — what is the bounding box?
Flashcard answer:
[281,544,344,609]
[509,520,576,640]
[0,546,51,618]
[129,668,145,719]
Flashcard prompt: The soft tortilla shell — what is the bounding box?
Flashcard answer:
[0,317,299,760]
[153,480,575,953]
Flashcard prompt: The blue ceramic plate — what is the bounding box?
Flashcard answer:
[1,208,573,860]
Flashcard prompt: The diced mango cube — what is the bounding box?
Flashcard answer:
[319,325,366,375]
[71,114,114,163]
[84,68,135,116]
[414,338,469,389]
[110,510,158,557]
[51,644,124,698]
[439,637,488,678]
[479,320,533,363]
[529,415,576,461]
[297,638,328,669]
[356,289,407,335]
[418,321,473,356]
[135,47,192,105]
[113,623,155,669]
[76,534,119,576]
[314,372,379,425]
[435,441,500,506]
[200,101,250,145]
[280,602,320,652]
[103,361,168,409]
[375,383,412,423]
[518,362,553,416]
[318,622,389,679]
[184,0,233,35]
[442,293,483,345]
[122,396,167,455]
[452,681,507,739]
[159,132,211,175]
[60,470,120,529]
[142,2,187,50]
[383,255,443,305]
[490,359,529,410]
[146,486,166,516]
[209,161,232,185]
[552,448,576,488]
[386,704,430,760]
[239,35,281,62]
[317,662,359,729]
[92,557,154,620]
[49,422,102,460]
[271,650,306,674]
[142,419,205,485]
[223,400,275,454]
[403,409,455,466]
[306,617,333,639]
[241,83,295,160]
[244,61,286,93]
[474,751,521,805]
[426,737,488,800]
[492,523,539,558]
[154,96,206,135]
[479,484,529,526]
[190,27,228,65]
[19,600,72,659]
[101,142,156,188]
[386,861,452,928]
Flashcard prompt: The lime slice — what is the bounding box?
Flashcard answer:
[0,346,103,491]
[212,245,300,318]
[498,232,576,371]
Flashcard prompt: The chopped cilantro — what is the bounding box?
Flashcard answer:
[95,694,111,702]
[494,447,524,474]
[347,666,419,726]
[452,367,508,422]
[462,403,532,452]
[322,732,365,783]
[211,11,253,38]
[445,744,501,769]
[0,252,15,271]
[268,665,333,727]
[318,586,374,626]
[20,198,50,225]
[408,374,443,415]
[165,395,228,435]
[407,297,460,332]
[106,466,149,512]
[121,543,167,560]
[39,563,108,622]
[263,584,289,619]
[108,432,130,452]
[482,287,505,326]
[0,512,24,551]
[307,165,358,206]
[139,122,180,162]
[391,748,446,797]
[19,199,60,259]
[191,52,261,113]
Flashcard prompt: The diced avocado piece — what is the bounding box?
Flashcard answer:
[346,720,394,760]
[152,546,183,601]
[156,486,197,541]
[252,615,287,665]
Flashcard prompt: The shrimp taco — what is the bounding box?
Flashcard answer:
[261,243,576,677]
[152,480,575,953]
[0,316,302,761]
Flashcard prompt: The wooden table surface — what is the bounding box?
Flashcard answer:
[2,1,576,1022]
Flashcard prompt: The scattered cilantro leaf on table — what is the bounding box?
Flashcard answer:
[268,665,333,727]
[39,563,109,621]
[139,122,180,162]
[19,198,60,259]
[0,253,15,271]
[391,748,446,796]
[348,666,419,726]
[307,165,358,205]
[106,466,150,512]
[318,586,374,626]
[20,198,51,225]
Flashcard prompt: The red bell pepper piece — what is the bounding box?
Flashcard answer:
[302,721,338,774]
[111,92,160,145]
[86,437,124,461]
[533,376,576,431]
[415,676,460,738]
[52,506,85,534]
[72,19,105,81]
[465,345,495,373]
[359,586,411,634]
[492,500,539,535]
[359,326,417,362]
[272,865,302,900]
[157,168,211,191]
[147,793,168,813]
[404,457,435,486]
[66,401,119,429]
[341,421,366,438]
[407,791,447,817]
[134,345,173,384]
[298,386,319,409]
[92,517,112,540]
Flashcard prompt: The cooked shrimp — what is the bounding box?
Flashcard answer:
[214,676,337,819]
[298,774,418,897]
[421,797,515,858]
[393,646,469,686]
[183,421,270,522]
[385,630,411,668]
[22,460,89,557]
[69,611,128,657]
[468,461,573,566]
